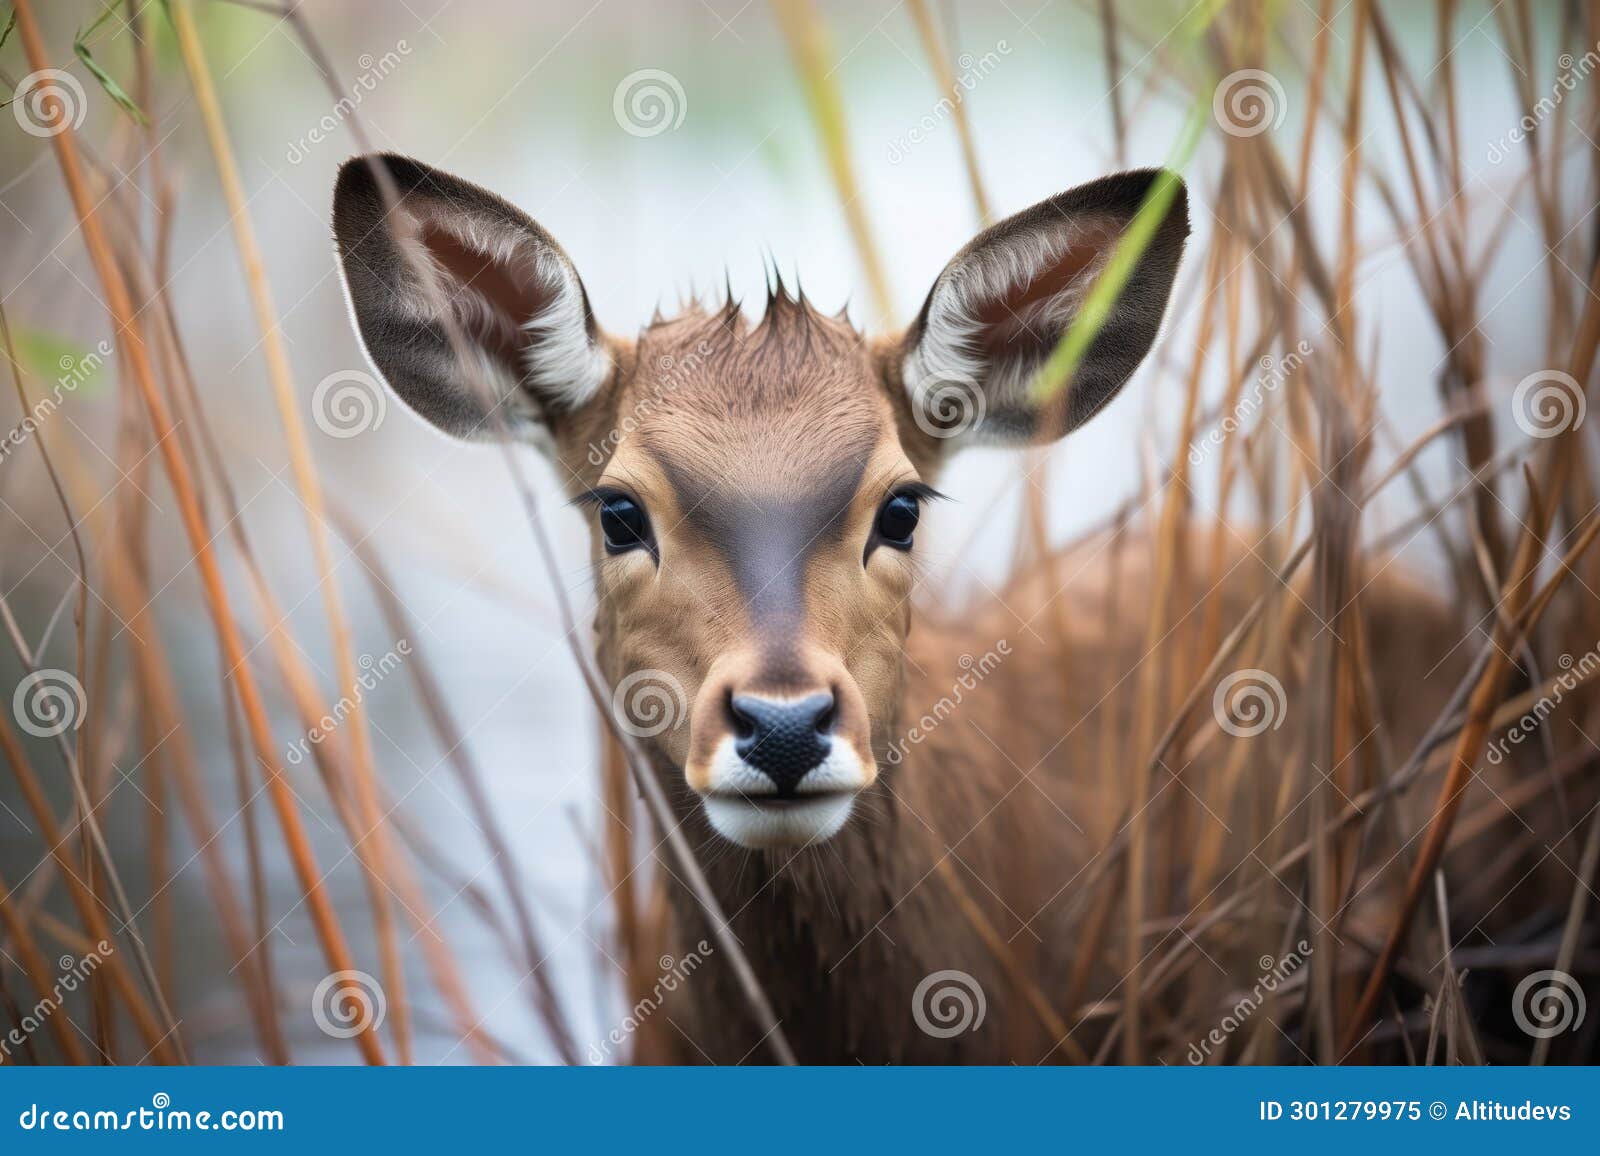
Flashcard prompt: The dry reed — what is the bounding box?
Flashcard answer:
[1,0,1596,1066]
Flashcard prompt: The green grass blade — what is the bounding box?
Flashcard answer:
[1028,100,1205,404]
[74,2,149,125]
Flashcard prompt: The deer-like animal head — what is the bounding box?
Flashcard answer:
[333,154,1186,850]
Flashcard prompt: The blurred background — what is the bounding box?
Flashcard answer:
[1,0,1595,1064]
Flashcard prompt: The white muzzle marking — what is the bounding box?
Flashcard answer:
[699,737,872,849]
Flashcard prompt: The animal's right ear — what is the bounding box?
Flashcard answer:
[897,169,1187,451]
[331,153,611,443]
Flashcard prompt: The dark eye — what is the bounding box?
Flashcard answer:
[874,493,921,550]
[599,496,651,554]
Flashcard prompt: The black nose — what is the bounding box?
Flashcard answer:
[729,692,835,795]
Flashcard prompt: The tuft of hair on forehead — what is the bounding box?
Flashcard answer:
[640,268,864,381]
[623,268,885,494]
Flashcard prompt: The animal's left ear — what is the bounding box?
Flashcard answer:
[898,168,1187,449]
[331,153,611,445]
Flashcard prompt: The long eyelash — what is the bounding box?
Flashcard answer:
[893,481,948,504]
[571,486,630,509]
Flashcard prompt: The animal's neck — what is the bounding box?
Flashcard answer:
[652,692,1061,1063]
[646,584,1090,1062]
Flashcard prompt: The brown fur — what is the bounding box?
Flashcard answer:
[554,302,1479,1064]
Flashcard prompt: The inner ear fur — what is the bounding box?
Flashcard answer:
[332,153,611,443]
[901,168,1188,449]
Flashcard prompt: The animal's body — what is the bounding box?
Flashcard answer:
[645,536,1471,1063]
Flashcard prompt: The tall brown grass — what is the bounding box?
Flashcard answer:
[2,0,1598,1065]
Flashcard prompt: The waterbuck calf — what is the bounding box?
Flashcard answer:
[332,155,1463,1064]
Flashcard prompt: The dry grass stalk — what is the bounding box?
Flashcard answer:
[906,0,991,225]
[771,0,896,325]
[10,0,385,1065]
[166,0,413,1064]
